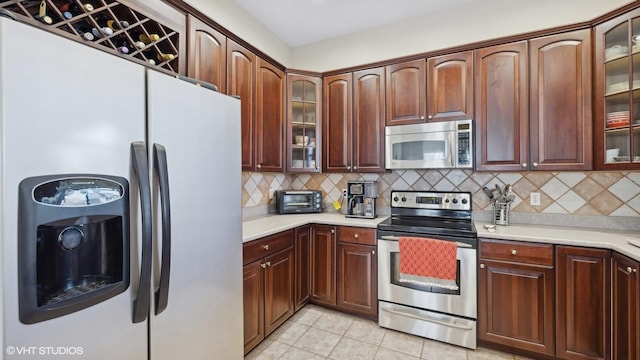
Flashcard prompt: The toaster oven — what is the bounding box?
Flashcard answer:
[275,190,322,214]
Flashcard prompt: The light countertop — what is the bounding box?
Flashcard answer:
[242,213,640,262]
[475,221,640,262]
[242,213,385,242]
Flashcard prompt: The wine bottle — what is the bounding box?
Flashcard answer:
[139,33,160,44]
[34,1,52,25]
[58,2,74,19]
[157,53,175,62]
[93,16,114,36]
[74,24,95,41]
[142,50,157,65]
[114,37,130,54]
[107,19,130,30]
[81,3,94,11]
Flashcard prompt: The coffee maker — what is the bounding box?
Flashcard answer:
[346,181,377,218]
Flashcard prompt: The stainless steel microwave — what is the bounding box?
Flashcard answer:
[275,190,322,214]
[385,120,473,169]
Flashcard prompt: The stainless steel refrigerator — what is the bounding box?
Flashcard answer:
[0,16,243,359]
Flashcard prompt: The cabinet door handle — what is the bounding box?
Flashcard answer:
[511,249,517,255]
[266,261,271,267]
[331,229,335,234]
[428,115,433,119]
[261,263,267,269]
[627,267,637,273]
[521,163,527,168]
[354,233,359,239]
[532,162,539,167]
[371,250,376,255]
[347,165,351,170]
[480,264,485,269]
[257,164,262,169]
[420,115,425,120]
[353,166,357,170]
[263,244,269,251]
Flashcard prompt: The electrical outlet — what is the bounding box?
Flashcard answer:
[342,188,347,197]
[268,189,276,200]
[530,192,541,206]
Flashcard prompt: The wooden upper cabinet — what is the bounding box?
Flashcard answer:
[353,67,386,172]
[385,59,426,125]
[474,41,529,172]
[323,73,353,172]
[426,51,474,122]
[227,40,256,171]
[529,29,592,171]
[255,59,285,172]
[187,15,226,92]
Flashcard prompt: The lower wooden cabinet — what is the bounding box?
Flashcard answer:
[309,225,378,318]
[242,230,294,354]
[478,239,555,357]
[294,225,311,311]
[612,252,639,360]
[337,227,377,318]
[556,246,611,360]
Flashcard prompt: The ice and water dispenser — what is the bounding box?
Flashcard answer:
[18,175,130,324]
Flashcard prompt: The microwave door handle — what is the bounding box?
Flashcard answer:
[449,131,456,168]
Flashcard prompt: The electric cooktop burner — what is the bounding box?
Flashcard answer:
[377,190,477,239]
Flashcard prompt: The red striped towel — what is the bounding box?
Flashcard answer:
[398,237,458,290]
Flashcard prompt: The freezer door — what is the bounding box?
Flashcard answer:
[1,18,147,359]
[146,70,243,359]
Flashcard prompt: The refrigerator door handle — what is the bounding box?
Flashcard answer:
[131,141,152,323]
[153,143,171,315]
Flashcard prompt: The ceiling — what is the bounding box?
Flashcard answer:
[229,0,477,47]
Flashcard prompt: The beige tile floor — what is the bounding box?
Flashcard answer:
[245,304,532,360]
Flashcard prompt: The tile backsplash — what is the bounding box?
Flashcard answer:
[242,170,640,230]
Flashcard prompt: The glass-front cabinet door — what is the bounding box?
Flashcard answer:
[595,8,640,169]
[286,74,321,172]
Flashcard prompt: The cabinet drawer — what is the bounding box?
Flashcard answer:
[243,230,294,265]
[338,227,376,245]
[480,238,553,266]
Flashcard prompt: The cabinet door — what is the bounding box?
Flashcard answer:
[385,59,426,125]
[243,259,264,354]
[478,260,555,356]
[353,67,386,172]
[287,74,321,173]
[256,59,285,172]
[310,225,336,306]
[426,51,474,121]
[323,73,353,172]
[294,225,311,311]
[556,246,611,360]
[612,252,639,360]
[593,8,640,170]
[187,15,226,92]
[529,29,592,171]
[474,41,529,171]
[337,243,377,318]
[227,40,256,171]
[264,247,294,335]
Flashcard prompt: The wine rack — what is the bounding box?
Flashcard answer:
[0,0,183,73]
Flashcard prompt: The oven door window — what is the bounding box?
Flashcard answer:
[282,194,312,210]
[389,252,460,295]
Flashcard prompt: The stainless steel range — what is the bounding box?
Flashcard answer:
[377,190,477,349]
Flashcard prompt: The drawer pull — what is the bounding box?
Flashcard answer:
[480,264,485,269]
[263,244,269,251]
[511,249,517,256]
[354,233,359,239]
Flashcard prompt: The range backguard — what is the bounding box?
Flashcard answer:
[18,175,130,324]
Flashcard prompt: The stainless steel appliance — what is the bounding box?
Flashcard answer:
[377,190,477,349]
[385,120,473,169]
[1,17,243,359]
[346,181,377,218]
[275,190,322,214]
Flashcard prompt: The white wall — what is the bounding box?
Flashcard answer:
[291,0,634,72]
[185,0,633,72]
[183,0,292,65]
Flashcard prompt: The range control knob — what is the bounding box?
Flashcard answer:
[462,198,468,204]
[393,196,399,202]
[401,197,407,202]
[452,198,458,204]
[445,199,450,203]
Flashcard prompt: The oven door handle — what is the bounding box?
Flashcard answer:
[379,235,472,248]
[381,307,473,330]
